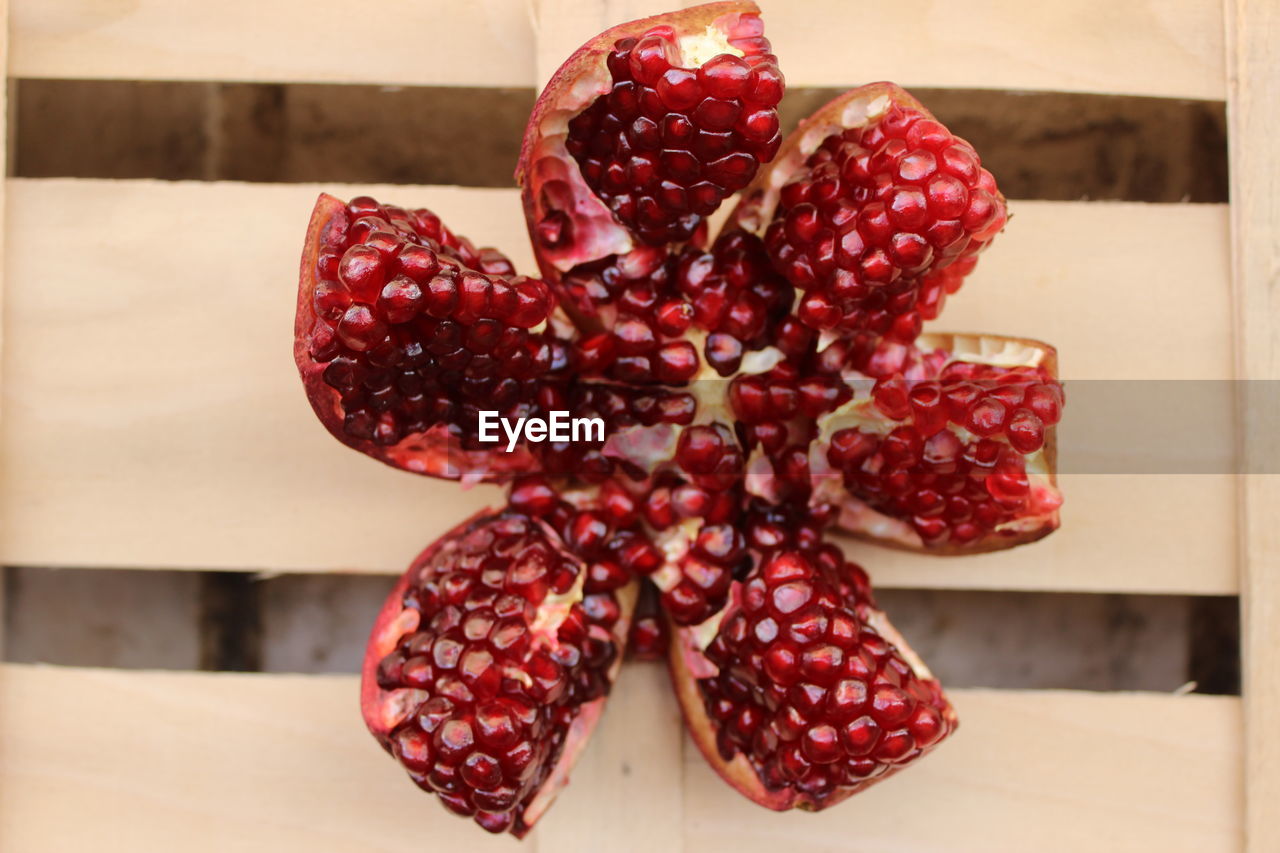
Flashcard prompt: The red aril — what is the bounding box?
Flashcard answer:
[627,579,671,660]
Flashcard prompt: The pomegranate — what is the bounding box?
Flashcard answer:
[290,0,1069,833]
[361,508,636,836]
[296,193,563,482]
[668,505,956,809]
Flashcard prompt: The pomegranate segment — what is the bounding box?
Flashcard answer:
[809,333,1064,553]
[296,193,563,483]
[517,2,792,392]
[731,83,1007,343]
[519,1,780,278]
[361,509,636,836]
[564,18,782,245]
[669,526,956,810]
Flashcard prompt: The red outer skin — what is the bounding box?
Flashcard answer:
[666,595,957,811]
[360,510,637,837]
[833,331,1062,555]
[516,1,764,284]
[295,193,540,483]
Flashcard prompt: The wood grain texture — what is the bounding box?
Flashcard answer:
[1224,0,1280,849]
[0,664,1241,852]
[768,0,1225,100]
[682,690,1243,853]
[10,0,1223,100]
[8,0,537,87]
[0,180,1235,594]
[1,0,8,655]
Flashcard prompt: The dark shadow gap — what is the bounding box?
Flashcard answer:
[198,571,263,672]
[2,566,1239,694]
[13,80,1227,203]
[1188,595,1241,695]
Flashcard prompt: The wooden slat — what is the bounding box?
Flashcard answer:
[0,664,1241,852]
[1224,0,1280,849]
[533,0,1226,100]
[0,0,9,657]
[769,0,1225,100]
[682,687,1243,852]
[8,0,536,87]
[0,180,1234,594]
[849,473,1238,594]
[12,0,1223,101]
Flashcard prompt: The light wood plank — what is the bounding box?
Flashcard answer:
[527,663,685,853]
[0,0,9,656]
[0,181,1234,595]
[848,474,1238,595]
[8,0,535,87]
[769,0,1225,100]
[535,0,1226,99]
[0,664,1241,852]
[11,0,1223,100]
[682,688,1243,852]
[1223,0,1280,849]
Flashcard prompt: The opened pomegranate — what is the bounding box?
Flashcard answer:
[361,508,636,836]
[291,0,1069,836]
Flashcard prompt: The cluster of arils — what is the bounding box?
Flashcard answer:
[295,1,1064,839]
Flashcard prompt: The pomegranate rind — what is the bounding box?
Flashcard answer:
[294,193,540,483]
[819,331,1062,555]
[359,509,638,838]
[516,1,765,283]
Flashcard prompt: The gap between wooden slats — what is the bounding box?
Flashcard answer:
[9,0,1225,100]
[0,664,1243,852]
[0,179,1236,594]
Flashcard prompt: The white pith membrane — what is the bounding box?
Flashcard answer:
[802,333,1060,549]
[599,344,783,475]
[520,9,751,277]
